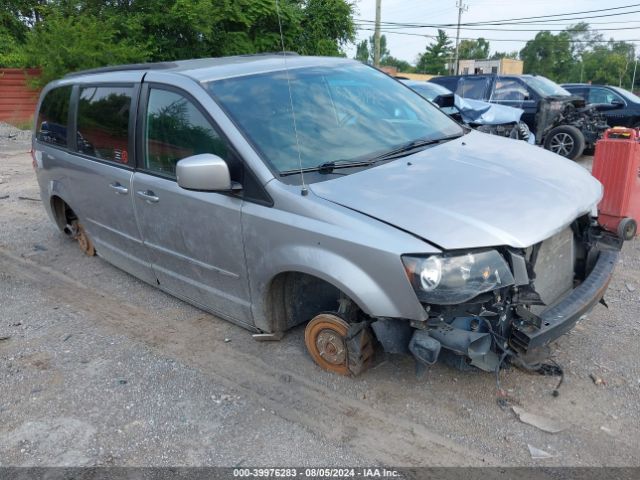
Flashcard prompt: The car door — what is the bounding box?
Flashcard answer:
[132,81,253,325]
[490,78,538,130]
[587,86,629,127]
[70,81,155,285]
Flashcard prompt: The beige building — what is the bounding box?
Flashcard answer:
[456,58,523,75]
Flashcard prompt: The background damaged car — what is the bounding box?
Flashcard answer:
[401,79,534,144]
[430,74,609,160]
[32,56,623,379]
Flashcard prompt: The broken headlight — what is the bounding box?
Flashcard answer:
[402,250,515,305]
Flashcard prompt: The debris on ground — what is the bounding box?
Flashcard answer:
[224,338,231,343]
[625,283,636,292]
[17,196,41,202]
[527,444,556,459]
[600,426,615,436]
[512,406,566,433]
[0,336,10,341]
[0,195,9,200]
[589,373,607,386]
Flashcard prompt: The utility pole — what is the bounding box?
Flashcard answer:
[631,50,638,92]
[374,0,382,67]
[453,0,468,75]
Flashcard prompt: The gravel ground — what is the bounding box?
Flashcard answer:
[0,132,639,467]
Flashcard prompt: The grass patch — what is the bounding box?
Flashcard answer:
[3,117,33,131]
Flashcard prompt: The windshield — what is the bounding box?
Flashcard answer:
[611,86,640,103]
[207,63,462,176]
[522,76,571,97]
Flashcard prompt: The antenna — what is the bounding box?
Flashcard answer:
[275,0,308,196]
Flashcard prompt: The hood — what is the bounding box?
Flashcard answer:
[310,131,602,250]
[454,96,524,125]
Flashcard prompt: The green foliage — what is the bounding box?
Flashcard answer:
[490,51,519,60]
[381,55,414,73]
[355,39,369,63]
[416,29,451,75]
[21,11,150,85]
[0,0,356,81]
[520,23,637,86]
[457,38,490,60]
[520,31,574,82]
[353,34,389,64]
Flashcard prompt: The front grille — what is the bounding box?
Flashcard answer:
[531,227,575,314]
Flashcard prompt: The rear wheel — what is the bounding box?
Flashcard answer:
[544,125,586,160]
[304,313,374,376]
[74,221,95,256]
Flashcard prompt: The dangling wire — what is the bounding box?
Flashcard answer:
[275,0,308,196]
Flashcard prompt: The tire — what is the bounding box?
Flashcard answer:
[543,125,586,160]
[617,217,637,241]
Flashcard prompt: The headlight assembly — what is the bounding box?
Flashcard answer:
[402,250,515,305]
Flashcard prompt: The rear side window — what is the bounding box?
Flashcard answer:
[144,88,228,177]
[77,86,132,164]
[36,86,72,147]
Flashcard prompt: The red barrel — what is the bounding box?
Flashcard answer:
[592,127,639,240]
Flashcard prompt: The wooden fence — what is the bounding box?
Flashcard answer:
[0,69,41,124]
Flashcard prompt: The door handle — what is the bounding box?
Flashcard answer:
[136,190,160,203]
[109,182,129,195]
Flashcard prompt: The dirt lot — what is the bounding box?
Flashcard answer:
[1,130,639,467]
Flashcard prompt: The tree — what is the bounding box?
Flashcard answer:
[22,11,149,84]
[582,41,636,86]
[457,38,490,60]
[416,29,451,74]
[1,0,357,83]
[355,39,369,63]
[353,34,389,64]
[519,30,574,82]
[489,51,519,60]
[381,56,414,72]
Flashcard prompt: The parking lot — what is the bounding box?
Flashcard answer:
[1,130,639,467]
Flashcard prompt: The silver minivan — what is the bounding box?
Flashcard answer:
[33,55,622,376]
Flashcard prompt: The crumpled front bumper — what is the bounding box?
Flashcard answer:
[510,249,619,353]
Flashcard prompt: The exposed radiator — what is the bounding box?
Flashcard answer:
[531,227,575,314]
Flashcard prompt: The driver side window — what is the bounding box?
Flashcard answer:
[145,88,229,177]
[588,87,623,105]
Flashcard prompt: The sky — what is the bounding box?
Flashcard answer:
[346,0,640,64]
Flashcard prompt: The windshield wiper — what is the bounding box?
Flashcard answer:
[279,133,464,177]
[279,159,374,176]
[367,134,464,163]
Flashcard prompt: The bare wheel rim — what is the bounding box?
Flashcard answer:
[75,223,95,256]
[549,132,575,157]
[304,313,350,376]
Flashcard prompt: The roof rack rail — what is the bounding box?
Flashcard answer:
[64,62,178,78]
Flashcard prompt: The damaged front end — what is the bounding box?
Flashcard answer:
[373,217,622,372]
[538,96,609,148]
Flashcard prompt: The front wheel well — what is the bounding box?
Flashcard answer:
[266,272,360,333]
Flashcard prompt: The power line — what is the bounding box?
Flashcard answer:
[354,5,640,28]
[357,27,640,43]
[354,22,640,33]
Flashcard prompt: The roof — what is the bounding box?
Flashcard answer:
[63,54,356,83]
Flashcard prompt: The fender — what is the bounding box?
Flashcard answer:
[251,244,428,333]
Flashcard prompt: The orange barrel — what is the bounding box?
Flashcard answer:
[592,127,639,240]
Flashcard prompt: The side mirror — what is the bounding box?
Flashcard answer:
[176,154,234,192]
[611,99,625,109]
[433,93,455,109]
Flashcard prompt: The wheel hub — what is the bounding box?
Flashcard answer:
[315,329,346,365]
[550,132,574,157]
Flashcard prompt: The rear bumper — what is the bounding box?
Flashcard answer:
[510,249,619,353]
